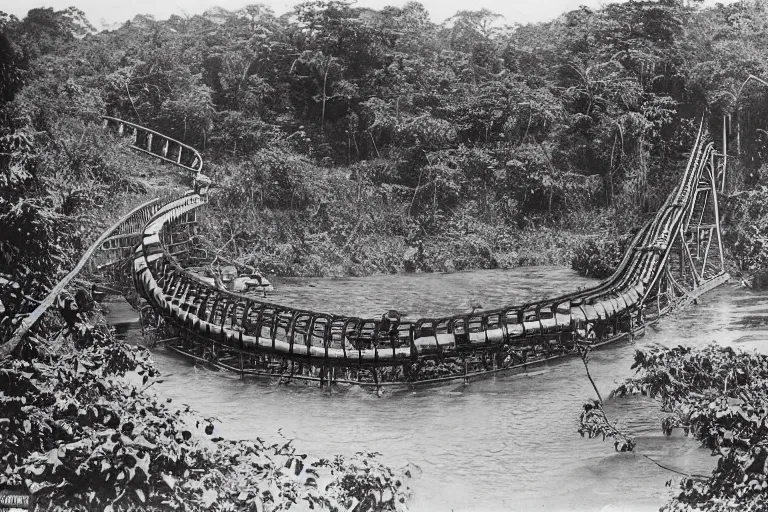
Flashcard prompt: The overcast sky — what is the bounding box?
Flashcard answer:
[0,0,737,30]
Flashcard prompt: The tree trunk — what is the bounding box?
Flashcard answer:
[321,57,334,132]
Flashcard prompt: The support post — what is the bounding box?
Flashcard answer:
[721,115,728,193]
[711,163,726,273]
[656,279,661,315]
[696,227,701,259]
[680,232,686,280]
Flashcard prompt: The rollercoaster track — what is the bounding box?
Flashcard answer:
[164,320,652,388]
[101,116,203,175]
[0,195,166,358]
[120,116,728,376]
[5,114,730,386]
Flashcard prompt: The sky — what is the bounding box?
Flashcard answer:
[0,0,737,30]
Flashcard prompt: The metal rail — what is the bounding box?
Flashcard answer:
[0,197,162,359]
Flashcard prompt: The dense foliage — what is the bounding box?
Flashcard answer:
[608,345,768,511]
[7,0,768,276]
[0,317,412,510]
[571,234,632,278]
[723,185,768,282]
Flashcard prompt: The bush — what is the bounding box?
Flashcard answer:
[0,318,413,511]
[611,345,768,512]
[724,185,768,275]
[571,234,631,278]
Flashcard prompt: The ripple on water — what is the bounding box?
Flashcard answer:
[105,272,768,511]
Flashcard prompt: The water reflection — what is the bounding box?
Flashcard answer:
[106,268,768,511]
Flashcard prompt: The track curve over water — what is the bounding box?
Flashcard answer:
[6,115,730,387]
[116,116,730,386]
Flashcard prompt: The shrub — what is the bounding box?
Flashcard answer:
[611,345,768,512]
[1,318,413,511]
[571,235,631,278]
[724,185,768,274]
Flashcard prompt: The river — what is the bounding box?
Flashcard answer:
[106,267,768,511]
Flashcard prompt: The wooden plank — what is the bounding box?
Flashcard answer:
[711,166,726,272]
[701,226,714,274]
[681,230,701,285]
[676,273,730,309]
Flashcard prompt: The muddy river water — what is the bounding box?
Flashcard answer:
[106,267,768,511]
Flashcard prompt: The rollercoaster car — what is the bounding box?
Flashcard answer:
[484,313,505,344]
[413,319,456,354]
[519,302,567,337]
[503,309,524,339]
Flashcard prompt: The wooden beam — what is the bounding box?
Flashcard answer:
[701,227,714,277]
[1,197,161,359]
[681,233,702,286]
[721,115,728,193]
[710,164,726,272]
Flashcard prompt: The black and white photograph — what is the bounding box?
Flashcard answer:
[1,0,766,510]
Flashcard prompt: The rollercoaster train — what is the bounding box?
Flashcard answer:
[97,116,729,387]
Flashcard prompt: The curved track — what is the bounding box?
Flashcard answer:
[5,116,730,386]
[118,118,730,385]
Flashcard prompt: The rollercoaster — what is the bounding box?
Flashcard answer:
[4,116,731,388]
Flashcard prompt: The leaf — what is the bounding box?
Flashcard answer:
[27,464,46,476]
[132,435,157,450]
[162,473,176,490]
[46,448,62,471]
[202,488,217,507]
[134,452,150,477]
[135,489,145,503]
[345,497,360,512]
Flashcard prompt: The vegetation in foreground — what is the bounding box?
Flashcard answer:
[0,318,413,511]
[581,344,768,511]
